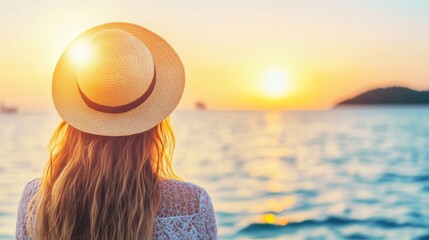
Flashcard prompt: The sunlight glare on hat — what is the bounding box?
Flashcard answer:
[70,41,92,66]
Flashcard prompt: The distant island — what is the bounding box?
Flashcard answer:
[336,87,429,107]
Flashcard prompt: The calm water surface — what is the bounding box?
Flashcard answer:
[1,108,429,239]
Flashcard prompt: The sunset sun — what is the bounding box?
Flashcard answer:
[263,69,293,98]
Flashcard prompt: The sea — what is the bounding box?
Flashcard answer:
[1,107,429,239]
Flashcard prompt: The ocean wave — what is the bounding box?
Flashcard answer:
[377,173,429,183]
[345,233,372,240]
[414,233,429,240]
[239,216,428,235]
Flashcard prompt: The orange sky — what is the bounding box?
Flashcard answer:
[1,1,429,111]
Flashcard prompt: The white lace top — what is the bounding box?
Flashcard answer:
[16,179,217,239]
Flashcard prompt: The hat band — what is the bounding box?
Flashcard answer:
[78,69,156,114]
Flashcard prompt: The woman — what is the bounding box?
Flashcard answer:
[15,22,217,239]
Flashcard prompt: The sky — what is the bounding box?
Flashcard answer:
[0,0,429,111]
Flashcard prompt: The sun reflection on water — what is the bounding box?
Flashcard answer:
[262,213,290,226]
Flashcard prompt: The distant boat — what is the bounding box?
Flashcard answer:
[195,101,206,110]
[1,103,18,114]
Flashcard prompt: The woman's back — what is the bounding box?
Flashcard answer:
[16,179,217,239]
[15,22,217,239]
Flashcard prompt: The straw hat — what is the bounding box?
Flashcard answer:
[52,22,185,136]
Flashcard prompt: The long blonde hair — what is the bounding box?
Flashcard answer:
[28,117,177,239]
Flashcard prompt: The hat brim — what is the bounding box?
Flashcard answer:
[52,22,185,136]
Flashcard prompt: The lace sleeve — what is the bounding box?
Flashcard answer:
[16,179,40,240]
[197,189,218,239]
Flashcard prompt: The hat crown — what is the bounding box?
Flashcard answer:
[76,29,154,107]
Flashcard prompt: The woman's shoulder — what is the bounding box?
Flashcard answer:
[154,180,218,238]
[16,178,41,239]
[18,178,41,211]
[20,178,41,200]
[159,179,206,194]
[157,179,211,218]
